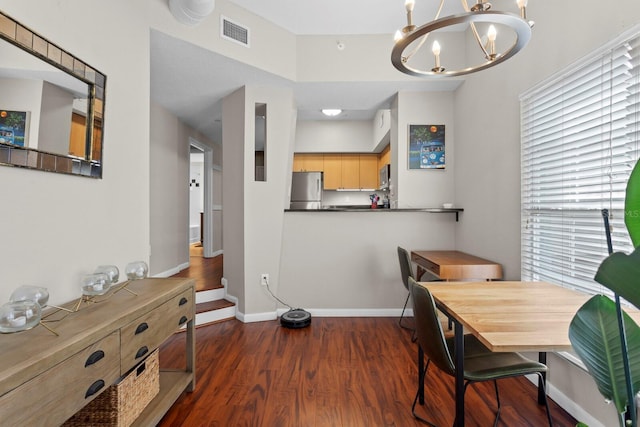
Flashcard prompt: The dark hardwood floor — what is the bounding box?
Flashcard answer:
[158,256,578,427]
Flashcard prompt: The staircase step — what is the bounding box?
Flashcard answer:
[195,299,236,325]
[196,288,225,304]
[196,299,235,314]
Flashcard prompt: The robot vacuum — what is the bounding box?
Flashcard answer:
[280,308,312,329]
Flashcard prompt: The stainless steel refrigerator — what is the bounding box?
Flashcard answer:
[290,171,323,209]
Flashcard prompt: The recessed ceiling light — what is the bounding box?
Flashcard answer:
[322,109,342,117]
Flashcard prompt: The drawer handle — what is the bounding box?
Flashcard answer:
[85,380,105,398]
[85,350,105,367]
[179,297,188,306]
[179,315,188,325]
[136,361,147,376]
[135,322,149,335]
[135,346,149,359]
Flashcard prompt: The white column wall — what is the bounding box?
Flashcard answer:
[223,85,296,319]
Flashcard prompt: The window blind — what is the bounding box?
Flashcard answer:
[520,29,640,296]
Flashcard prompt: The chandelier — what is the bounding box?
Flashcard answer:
[391,0,533,77]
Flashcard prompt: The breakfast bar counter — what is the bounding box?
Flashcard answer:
[285,207,463,220]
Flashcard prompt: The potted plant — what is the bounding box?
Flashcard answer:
[569,161,640,427]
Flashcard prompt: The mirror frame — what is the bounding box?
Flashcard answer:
[0,11,106,178]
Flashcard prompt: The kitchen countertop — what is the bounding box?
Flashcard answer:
[285,206,464,219]
[286,205,461,212]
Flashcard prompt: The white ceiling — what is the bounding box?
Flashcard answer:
[227,0,463,35]
[150,1,465,143]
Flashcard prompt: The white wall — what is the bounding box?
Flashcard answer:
[38,81,73,155]
[295,120,373,153]
[0,78,43,149]
[454,1,640,425]
[0,0,151,305]
[278,211,457,312]
[149,102,219,275]
[393,91,456,209]
[149,101,190,276]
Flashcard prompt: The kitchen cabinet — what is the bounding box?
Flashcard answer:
[359,154,378,189]
[378,145,391,170]
[292,153,324,172]
[341,154,360,189]
[322,154,342,190]
[324,154,377,190]
[294,152,385,190]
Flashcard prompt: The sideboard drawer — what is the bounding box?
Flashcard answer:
[120,288,193,374]
[0,331,120,427]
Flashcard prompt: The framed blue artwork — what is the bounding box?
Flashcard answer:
[408,124,445,169]
[0,110,29,147]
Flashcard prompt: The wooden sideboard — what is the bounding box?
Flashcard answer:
[0,277,195,426]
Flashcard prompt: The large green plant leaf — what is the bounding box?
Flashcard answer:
[625,159,640,248]
[595,247,640,310]
[569,295,640,422]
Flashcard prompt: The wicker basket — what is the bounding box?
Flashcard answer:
[63,349,160,427]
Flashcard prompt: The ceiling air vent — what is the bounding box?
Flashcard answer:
[221,16,250,47]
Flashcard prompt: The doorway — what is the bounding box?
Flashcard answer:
[189,138,215,258]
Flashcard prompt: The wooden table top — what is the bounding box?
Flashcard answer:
[421,281,592,352]
[411,250,503,281]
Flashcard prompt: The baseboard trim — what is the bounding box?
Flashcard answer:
[206,249,224,258]
[234,308,413,322]
[153,261,190,278]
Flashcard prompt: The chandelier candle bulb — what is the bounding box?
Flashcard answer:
[517,0,533,26]
[431,41,444,73]
[403,0,416,33]
[487,25,497,59]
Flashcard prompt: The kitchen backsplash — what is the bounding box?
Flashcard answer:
[322,190,389,207]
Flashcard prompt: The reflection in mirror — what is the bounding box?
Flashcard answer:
[255,103,266,182]
[0,11,106,178]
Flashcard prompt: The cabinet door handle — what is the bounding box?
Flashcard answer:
[179,297,188,306]
[85,380,105,398]
[135,346,148,359]
[135,322,149,335]
[179,316,188,325]
[85,350,105,367]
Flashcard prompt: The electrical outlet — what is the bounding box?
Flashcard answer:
[260,273,269,286]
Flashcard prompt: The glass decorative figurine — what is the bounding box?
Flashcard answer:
[0,301,42,333]
[125,261,148,280]
[10,285,49,308]
[81,272,112,296]
[94,265,119,284]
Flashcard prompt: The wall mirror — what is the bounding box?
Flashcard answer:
[0,11,106,178]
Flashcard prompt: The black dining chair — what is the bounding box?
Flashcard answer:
[397,246,416,332]
[408,278,554,427]
[397,246,441,334]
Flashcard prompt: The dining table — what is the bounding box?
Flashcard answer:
[418,280,592,427]
[411,250,503,281]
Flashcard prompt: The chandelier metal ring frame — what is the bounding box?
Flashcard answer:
[391,10,532,77]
